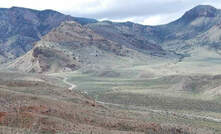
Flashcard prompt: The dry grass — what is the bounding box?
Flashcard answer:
[0,72,209,134]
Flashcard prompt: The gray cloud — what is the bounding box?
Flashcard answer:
[63,0,221,25]
[1,0,221,25]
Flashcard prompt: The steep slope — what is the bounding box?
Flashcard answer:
[157,5,221,52]
[87,5,221,61]
[4,5,221,73]
[88,21,165,56]
[0,7,97,64]
[190,22,221,49]
[8,21,128,73]
[158,5,220,41]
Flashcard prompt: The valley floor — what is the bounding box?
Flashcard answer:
[1,60,221,134]
[48,62,221,134]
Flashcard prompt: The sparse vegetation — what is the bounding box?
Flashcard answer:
[0,72,215,134]
[1,4,221,134]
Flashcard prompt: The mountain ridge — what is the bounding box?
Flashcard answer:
[0,6,97,63]
[7,21,127,73]
[2,5,221,73]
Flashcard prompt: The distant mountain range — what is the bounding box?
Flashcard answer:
[2,5,221,72]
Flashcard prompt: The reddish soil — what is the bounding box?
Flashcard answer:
[0,76,203,134]
[0,112,7,123]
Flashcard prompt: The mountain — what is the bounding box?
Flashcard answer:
[88,21,164,55]
[0,7,97,63]
[8,20,180,73]
[4,5,221,73]
[2,5,221,134]
[87,5,221,56]
[181,5,218,21]
[8,21,126,73]
[157,5,221,51]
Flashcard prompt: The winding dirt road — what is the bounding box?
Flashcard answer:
[63,77,77,91]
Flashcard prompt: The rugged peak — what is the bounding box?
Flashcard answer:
[181,5,218,22]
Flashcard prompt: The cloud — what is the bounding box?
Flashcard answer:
[0,0,221,25]
[62,0,221,25]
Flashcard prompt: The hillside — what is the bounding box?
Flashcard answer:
[88,5,221,61]
[0,7,97,64]
[8,21,179,73]
[157,5,221,53]
[3,5,221,72]
[1,4,221,134]
[0,72,205,134]
[8,21,127,73]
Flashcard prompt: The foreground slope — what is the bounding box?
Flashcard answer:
[0,72,205,134]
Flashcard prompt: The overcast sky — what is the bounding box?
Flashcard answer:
[0,0,221,25]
